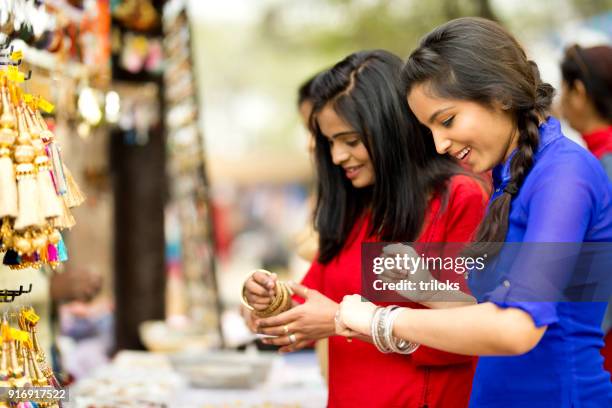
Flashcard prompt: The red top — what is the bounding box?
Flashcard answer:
[582,125,612,159]
[300,175,488,408]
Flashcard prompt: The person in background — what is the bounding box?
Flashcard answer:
[559,43,612,375]
[243,49,488,408]
[293,74,321,264]
[336,18,612,407]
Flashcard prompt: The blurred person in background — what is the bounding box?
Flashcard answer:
[243,49,488,408]
[337,17,612,407]
[559,43,612,375]
[293,74,321,264]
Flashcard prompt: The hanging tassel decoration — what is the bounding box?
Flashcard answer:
[54,198,76,230]
[61,163,85,208]
[33,108,68,195]
[0,217,12,251]
[0,83,18,217]
[25,107,63,220]
[46,142,67,195]
[13,98,43,230]
[56,235,68,262]
[3,249,20,266]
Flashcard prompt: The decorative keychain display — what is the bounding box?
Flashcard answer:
[0,307,64,407]
[0,61,85,270]
[241,269,293,318]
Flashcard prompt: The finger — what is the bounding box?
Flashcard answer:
[252,270,277,290]
[287,281,311,299]
[279,340,310,353]
[245,292,272,305]
[244,278,270,297]
[252,303,272,312]
[256,307,298,329]
[261,333,298,347]
[382,269,406,279]
[258,323,296,337]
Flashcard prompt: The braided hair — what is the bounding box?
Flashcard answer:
[401,17,554,255]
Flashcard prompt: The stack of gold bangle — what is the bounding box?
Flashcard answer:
[241,269,293,318]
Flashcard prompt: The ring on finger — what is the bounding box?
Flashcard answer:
[288,333,297,344]
[283,325,290,335]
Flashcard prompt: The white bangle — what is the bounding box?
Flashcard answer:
[371,307,387,353]
[386,307,420,354]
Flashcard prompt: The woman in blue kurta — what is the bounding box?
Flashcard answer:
[335,17,612,407]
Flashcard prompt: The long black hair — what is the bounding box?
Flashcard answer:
[310,49,462,264]
[561,44,612,122]
[402,17,554,256]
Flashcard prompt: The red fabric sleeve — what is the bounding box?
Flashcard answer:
[411,175,488,367]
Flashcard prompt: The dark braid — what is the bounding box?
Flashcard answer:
[402,17,554,257]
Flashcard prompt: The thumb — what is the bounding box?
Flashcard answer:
[288,281,312,299]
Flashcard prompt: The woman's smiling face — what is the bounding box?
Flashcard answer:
[407,83,519,173]
[317,104,375,188]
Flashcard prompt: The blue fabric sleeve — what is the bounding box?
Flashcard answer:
[488,163,595,327]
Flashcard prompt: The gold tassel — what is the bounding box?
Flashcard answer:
[62,163,86,208]
[0,83,18,217]
[27,347,47,386]
[54,197,76,229]
[20,347,33,387]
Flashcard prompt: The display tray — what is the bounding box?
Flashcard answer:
[170,351,274,389]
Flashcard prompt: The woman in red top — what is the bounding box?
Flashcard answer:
[559,44,612,374]
[243,50,488,407]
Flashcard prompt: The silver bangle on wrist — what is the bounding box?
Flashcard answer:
[371,306,388,353]
[386,307,420,354]
[371,305,420,355]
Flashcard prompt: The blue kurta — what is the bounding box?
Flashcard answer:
[468,117,612,407]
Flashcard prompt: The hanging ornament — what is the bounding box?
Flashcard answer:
[0,58,83,270]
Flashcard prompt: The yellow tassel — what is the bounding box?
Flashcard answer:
[63,163,86,208]
[28,347,47,386]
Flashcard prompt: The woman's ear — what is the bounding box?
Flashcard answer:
[572,80,589,102]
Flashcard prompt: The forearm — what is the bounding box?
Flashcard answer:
[392,302,545,356]
[420,290,477,309]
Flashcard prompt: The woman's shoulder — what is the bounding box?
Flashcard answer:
[532,136,610,190]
